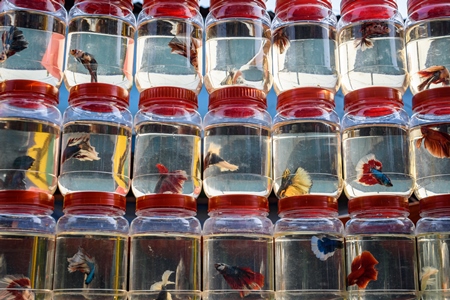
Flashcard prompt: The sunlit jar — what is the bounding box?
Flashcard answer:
[416,196,450,299]
[274,197,345,299]
[341,87,413,199]
[0,0,67,87]
[129,195,201,300]
[133,87,202,199]
[271,0,339,95]
[0,80,61,194]
[53,192,128,299]
[203,87,272,198]
[345,196,418,299]
[58,83,132,196]
[204,0,272,94]
[135,0,204,94]
[273,88,342,200]
[337,0,408,95]
[203,195,274,300]
[0,191,55,299]
[64,0,136,90]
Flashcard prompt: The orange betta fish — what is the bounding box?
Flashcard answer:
[416,126,450,158]
[354,22,391,51]
[215,263,264,298]
[417,65,450,91]
[347,251,379,289]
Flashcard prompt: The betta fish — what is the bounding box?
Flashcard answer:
[0,155,35,190]
[417,65,450,91]
[154,163,188,194]
[204,143,239,172]
[0,275,35,300]
[215,263,264,298]
[355,154,393,187]
[420,266,439,291]
[311,236,344,261]
[277,167,312,198]
[67,247,96,285]
[61,133,100,163]
[0,26,28,63]
[220,68,244,86]
[70,49,98,83]
[151,270,175,300]
[354,22,391,51]
[168,36,201,72]
[347,251,379,289]
[416,126,450,158]
[272,28,290,54]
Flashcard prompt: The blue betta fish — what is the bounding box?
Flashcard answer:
[311,236,344,261]
[355,154,393,187]
[67,247,96,285]
[0,155,35,190]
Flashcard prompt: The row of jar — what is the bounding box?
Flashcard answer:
[1,0,448,96]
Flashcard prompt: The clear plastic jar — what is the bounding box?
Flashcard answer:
[337,0,408,95]
[53,192,128,300]
[0,191,55,299]
[342,87,413,199]
[416,196,450,299]
[203,195,274,300]
[0,0,67,87]
[133,87,202,199]
[410,88,450,199]
[274,196,345,299]
[406,0,450,95]
[273,88,342,200]
[58,83,132,196]
[203,87,272,198]
[129,195,201,300]
[136,0,203,94]
[0,80,61,194]
[345,196,418,299]
[271,0,339,95]
[204,0,272,94]
[65,0,136,90]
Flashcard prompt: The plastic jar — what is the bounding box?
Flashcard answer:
[58,83,132,196]
[0,191,55,299]
[204,0,272,94]
[341,87,413,199]
[135,0,204,94]
[345,196,417,298]
[0,0,67,87]
[271,0,339,95]
[203,87,272,198]
[129,195,201,300]
[64,0,136,90]
[53,192,128,300]
[0,80,61,194]
[133,87,202,199]
[337,0,408,95]
[273,88,342,200]
[202,195,274,300]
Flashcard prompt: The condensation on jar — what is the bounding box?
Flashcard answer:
[204,0,272,94]
[64,0,136,90]
[0,80,61,194]
[337,0,408,95]
[342,87,413,199]
[271,0,339,95]
[135,0,204,94]
[133,87,202,199]
[0,0,67,87]
[203,87,272,198]
[272,88,342,200]
[58,83,132,196]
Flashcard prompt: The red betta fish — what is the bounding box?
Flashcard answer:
[154,163,188,194]
[355,154,393,187]
[168,36,201,72]
[347,251,379,289]
[417,65,450,91]
[0,26,28,63]
[354,22,391,51]
[215,263,264,298]
[70,49,98,83]
[416,126,450,158]
[0,275,35,300]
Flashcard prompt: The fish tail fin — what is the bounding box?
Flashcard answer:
[355,154,382,186]
[417,75,434,91]
[218,161,239,172]
[161,270,174,286]
[291,167,312,192]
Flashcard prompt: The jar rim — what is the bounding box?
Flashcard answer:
[0,190,54,210]
[0,80,59,105]
[63,192,126,211]
[139,87,198,109]
[348,195,409,214]
[278,195,338,214]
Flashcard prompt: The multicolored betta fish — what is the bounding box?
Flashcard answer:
[220,68,244,86]
[70,49,98,83]
[0,156,35,190]
[420,266,439,291]
[0,26,28,63]
[311,236,343,261]
[277,167,312,198]
[67,247,96,285]
[347,251,379,289]
[154,163,188,194]
[0,275,34,300]
[354,22,391,51]
[215,263,264,298]
[355,154,393,187]
[416,126,450,158]
[272,28,290,54]
[151,270,175,300]
[417,65,450,91]
[61,133,100,163]
[204,143,239,172]
[168,36,201,72]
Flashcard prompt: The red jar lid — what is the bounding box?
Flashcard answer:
[420,195,450,213]
[408,0,450,20]
[9,0,65,12]
[208,195,269,212]
[136,194,197,212]
[348,195,409,214]
[278,195,338,214]
[340,0,398,21]
[210,0,266,10]
[143,0,199,10]
[275,0,332,17]
[344,87,403,116]
[277,87,335,111]
[412,87,450,115]
[0,80,59,105]
[0,191,54,210]
[139,87,198,109]
[63,192,126,210]
[74,0,134,12]
[341,0,398,14]
[209,87,267,110]
[68,83,129,108]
